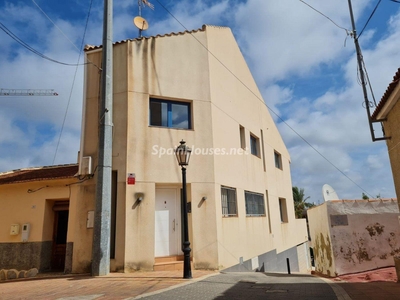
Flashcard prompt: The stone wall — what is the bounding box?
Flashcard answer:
[0,241,52,272]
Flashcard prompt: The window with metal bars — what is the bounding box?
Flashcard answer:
[245,191,265,216]
[221,186,237,217]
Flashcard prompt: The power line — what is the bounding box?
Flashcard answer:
[299,0,350,34]
[358,0,382,39]
[53,0,94,164]
[0,21,87,66]
[154,0,377,198]
[31,0,82,54]
[30,0,100,70]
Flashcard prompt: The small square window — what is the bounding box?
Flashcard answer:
[274,151,282,169]
[149,98,191,129]
[221,186,237,217]
[250,134,260,157]
[245,191,265,216]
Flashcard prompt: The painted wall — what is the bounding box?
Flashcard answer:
[307,202,336,276]
[0,178,77,271]
[308,199,400,276]
[378,84,400,210]
[328,199,400,275]
[80,25,308,273]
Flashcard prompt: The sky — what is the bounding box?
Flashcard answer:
[0,0,399,204]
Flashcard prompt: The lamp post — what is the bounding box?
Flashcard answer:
[175,140,192,279]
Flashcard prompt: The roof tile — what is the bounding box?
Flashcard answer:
[372,68,400,119]
[0,164,78,185]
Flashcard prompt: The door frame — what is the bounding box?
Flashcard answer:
[51,201,69,271]
[154,187,182,257]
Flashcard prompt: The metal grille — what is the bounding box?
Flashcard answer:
[221,187,237,216]
[245,191,265,216]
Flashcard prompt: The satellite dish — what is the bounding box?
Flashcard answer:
[322,184,339,201]
[133,16,149,31]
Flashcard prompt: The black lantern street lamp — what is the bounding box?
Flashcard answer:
[175,140,192,279]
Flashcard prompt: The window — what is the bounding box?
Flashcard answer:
[245,191,265,216]
[274,151,282,169]
[250,134,260,157]
[239,125,246,149]
[279,198,288,223]
[221,186,237,217]
[149,98,191,129]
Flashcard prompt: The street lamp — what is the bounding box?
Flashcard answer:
[175,140,192,279]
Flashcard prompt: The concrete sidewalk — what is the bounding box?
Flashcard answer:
[0,270,217,300]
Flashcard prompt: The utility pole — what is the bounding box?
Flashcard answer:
[347,0,388,142]
[92,0,113,276]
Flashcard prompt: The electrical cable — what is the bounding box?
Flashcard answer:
[52,0,94,164]
[0,22,87,66]
[154,0,377,199]
[31,0,81,54]
[358,0,382,40]
[299,0,350,34]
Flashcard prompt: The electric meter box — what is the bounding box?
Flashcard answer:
[21,223,31,242]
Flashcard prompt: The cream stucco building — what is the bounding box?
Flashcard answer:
[372,68,400,208]
[0,25,309,274]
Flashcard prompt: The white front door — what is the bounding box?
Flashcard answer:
[155,188,181,257]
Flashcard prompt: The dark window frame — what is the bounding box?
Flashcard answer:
[250,134,260,157]
[274,151,282,169]
[149,98,192,129]
[279,198,288,223]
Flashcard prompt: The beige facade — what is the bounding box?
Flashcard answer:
[0,165,79,272]
[308,199,400,277]
[0,25,309,274]
[75,25,308,273]
[373,68,400,208]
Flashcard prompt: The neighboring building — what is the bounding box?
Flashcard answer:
[0,25,309,274]
[0,164,79,272]
[372,68,400,209]
[307,199,400,277]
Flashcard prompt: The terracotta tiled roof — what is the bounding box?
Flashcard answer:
[372,68,400,120]
[0,164,78,185]
[84,24,225,51]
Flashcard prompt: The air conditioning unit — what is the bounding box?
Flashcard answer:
[79,156,93,175]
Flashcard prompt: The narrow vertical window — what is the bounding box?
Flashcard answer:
[274,151,282,169]
[250,134,260,157]
[279,198,288,223]
[239,125,246,149]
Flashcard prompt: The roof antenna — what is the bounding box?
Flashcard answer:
[134,0,153,37]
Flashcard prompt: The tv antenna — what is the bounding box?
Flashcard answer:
[134,0,153,37]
